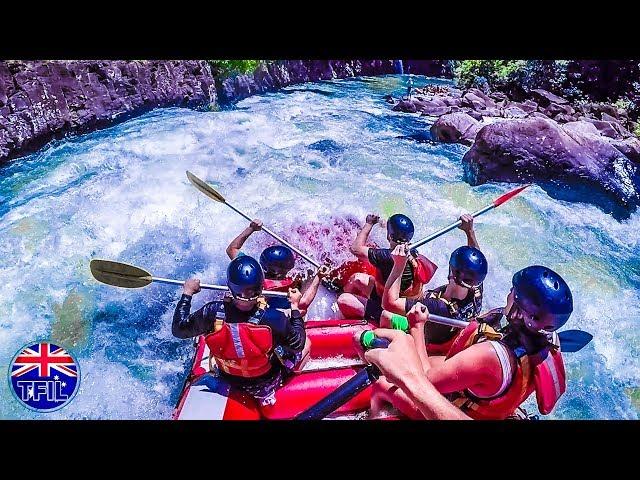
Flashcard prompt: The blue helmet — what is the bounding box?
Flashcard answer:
[387,214,415,243]
[227,255,264,300]
[512,265,573,332]
[449,246,488,288]
[259,245,295,278]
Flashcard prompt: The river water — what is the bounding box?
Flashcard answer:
[1,75,638,419]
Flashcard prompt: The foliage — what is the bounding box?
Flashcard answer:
[208,60,263,78]
[453,60,526,90]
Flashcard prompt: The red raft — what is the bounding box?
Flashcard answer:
[173,318,381,420]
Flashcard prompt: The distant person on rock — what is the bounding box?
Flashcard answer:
[406,75,414,100]
[172,255,309,406]
[226,218,328,315]
[336,213,437,323]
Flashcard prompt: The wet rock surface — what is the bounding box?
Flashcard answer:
[387,83,640,217]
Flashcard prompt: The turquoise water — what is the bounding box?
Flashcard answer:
[1,75,638,419]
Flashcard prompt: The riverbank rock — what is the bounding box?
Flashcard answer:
[462,117,640,214]
[0,60,216,163]
[430,113,481,145]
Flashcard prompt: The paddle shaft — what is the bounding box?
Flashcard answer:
[408,204,495,250]
[222,201,321,269]
[151,276,289,298]
[294,364,381,420]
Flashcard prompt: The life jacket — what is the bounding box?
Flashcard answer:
[414,255,438,285]
[263,277,295,292]
[204,303,275,379]
[445,319,566,420]
[422,285,483,354]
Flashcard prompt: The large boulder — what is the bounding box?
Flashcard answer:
[430,112,482,145]
[530,88,569,107]
[462,117,640,215]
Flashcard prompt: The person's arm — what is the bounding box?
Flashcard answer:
[458,214,479,249]
[363,329,470,420]
[349,214,380,261]
[406,302,431,375]
[284,288,306,352]
[226,219,263,260]
[425,341,501,395]
[382,245,409,314]
[298,266,330,316]
[171,279,214,339]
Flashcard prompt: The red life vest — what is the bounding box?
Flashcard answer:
[414,255,438,285]
[263,277,295,292]
[445,320,566,420]
[205,320,274,378]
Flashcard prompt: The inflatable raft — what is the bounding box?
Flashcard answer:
[173,317,381,420]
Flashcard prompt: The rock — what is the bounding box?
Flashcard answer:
[581,118,622,139]
[441,96,462,107]
[430,112,481,145]
[602,112,618,123]
[553,113,578,124]
[529,111,551,120]
[464,109,484,121]
[419,105,452,116]
[530,88,569,107]
[562,121,601,137]
[502,106,528,118]
[462,117,640,213]
[393,99,418,113]
[609,137,640,163]
[462,91,489,110]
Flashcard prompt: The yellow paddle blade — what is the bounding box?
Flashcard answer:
[89,259,153,289]
[186,171,226,203]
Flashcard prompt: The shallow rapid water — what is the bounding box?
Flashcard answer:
[1,75,639,419]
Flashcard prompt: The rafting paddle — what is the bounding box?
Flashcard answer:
[407,184,531,250]
[186,171,322,269]
[89,259,289,297]
[403,312,592,352]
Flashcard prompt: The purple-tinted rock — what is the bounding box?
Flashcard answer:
[393,100,418,113]
[420,105,452,116]
[531,88,569,107]
[430,112,481,145]
[609,137,640,163]
[0,60,216,163]
[502,106,528,118]
[463,117,639,211]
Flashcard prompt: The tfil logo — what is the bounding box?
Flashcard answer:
[8,342,80,413]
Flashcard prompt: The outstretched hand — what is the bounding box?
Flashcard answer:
[363,328,424,389]
[183,278,201,296]
[458,214,474,233]
[250,219,263,231]
[366,214,381,226]
[407,302,429,327]
[391,244,409,265]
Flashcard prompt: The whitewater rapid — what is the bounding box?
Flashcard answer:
[1,75,638,419]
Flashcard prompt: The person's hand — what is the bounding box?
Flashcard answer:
[250,219,263,231]
[407,302,429,327]
[391,244,409,265]
[363,329,424,389]
[366,214,380,226]
[458,214,474,234]
[183,278,201,296]
[256,296,268,311]
[288,288,302,308]
[316,265,331,278]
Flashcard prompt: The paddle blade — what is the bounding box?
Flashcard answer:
[90,259,153,289]
[558,329,593,353]
[493,184,531,207]
[186,171,226,203]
